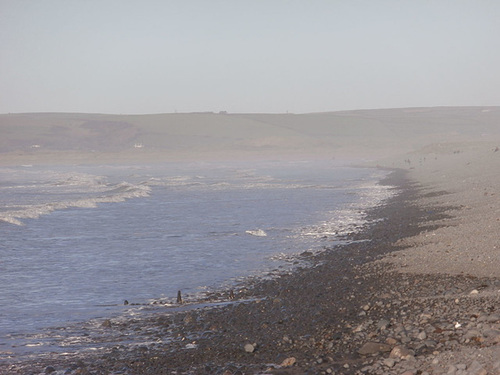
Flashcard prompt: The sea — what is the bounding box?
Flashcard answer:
[0,160,395,361]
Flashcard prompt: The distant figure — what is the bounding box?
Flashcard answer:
[124,300,129,305]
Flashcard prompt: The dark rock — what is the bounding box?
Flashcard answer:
[177,290,182,304]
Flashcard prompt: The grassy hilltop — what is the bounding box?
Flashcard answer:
[1,107,500,165]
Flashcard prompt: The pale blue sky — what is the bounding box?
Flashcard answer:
[1,0,499,114]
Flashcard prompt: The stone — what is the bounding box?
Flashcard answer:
[377,319,390,330]
[280,357,296,367]
[45,366,56,374]
[244,343,255,353]
[483,328,500,340]
[464,329,482,340]
[389,345,413,359]
[416,331,427,340]
[383,358,396,368]
[101,319,112,328]
[423,339,437,348]
[491,361,500,375]
[477,314,489,322]
[353,324,365,333]
[357,341,392,355]
[487,314,500,322]
[468,360,487,375]
[64,364,79,374]
[386,337,398,345]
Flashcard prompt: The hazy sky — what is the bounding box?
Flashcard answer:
[1,0,499,114]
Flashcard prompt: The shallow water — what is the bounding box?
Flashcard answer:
[0,160,394,357]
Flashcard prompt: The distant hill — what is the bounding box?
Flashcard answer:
[1,107,499,164]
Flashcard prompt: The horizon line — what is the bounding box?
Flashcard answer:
[2,105,500,117]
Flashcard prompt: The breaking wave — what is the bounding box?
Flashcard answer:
[0,170,151,226]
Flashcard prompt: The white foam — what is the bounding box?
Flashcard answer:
[302,171,397,240]
[245,229,267,237]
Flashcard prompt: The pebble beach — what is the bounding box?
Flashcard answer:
[2,140,500,375]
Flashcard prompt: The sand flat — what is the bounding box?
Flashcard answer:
[375,140,500,278]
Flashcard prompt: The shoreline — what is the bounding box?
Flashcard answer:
[3,168,500,374]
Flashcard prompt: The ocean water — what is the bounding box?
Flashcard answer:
[0,161,394,359]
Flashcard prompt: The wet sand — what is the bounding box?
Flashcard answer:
[4,159,500,374]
